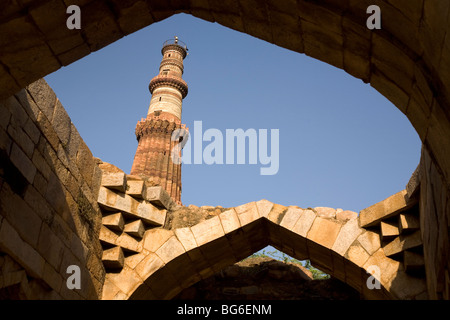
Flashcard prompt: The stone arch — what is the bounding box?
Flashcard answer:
[1,0,449,185]
[101,200,426,300]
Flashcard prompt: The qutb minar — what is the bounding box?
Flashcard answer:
[130,37,189,205]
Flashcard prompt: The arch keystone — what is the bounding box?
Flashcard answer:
[279,206,302,230]
[255,199,273,218]
[234,202,259,226]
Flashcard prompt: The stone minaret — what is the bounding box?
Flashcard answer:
[130,37,189,205]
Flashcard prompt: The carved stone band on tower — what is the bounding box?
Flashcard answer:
[130,37,189,205]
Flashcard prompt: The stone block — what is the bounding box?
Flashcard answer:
[267,203,288,225]
[359,190,411,227]
[124,220,145,239]
[10,142,36,184]
[405,165,420,199]
[134,252,165,281]
[357,230,381,256]
[174,227,197,251]
[143,228,174,253]
[80,0,124,51]
[155,236,186,264]
[76,141,95,187]
[116,232,141,253]
[382,230,422,257]
[398,213,420,233]
[26,79,56,123]
[144,186,174,209]
[102,212,124,232]
[346,245,370,267]
[363,249,401,288]
[0,184,42,248]
[99,225,119,247]
[279,206,302,229]
[291,209,316,237]
[102,246,124,270]
[0,219,45,280]
[191,216,225,246]
[101,172,127,192]
[126,178,146,199]
[218,209,241,234]
[98,187,166,226]
[106,267,142,298]
[234,202,259,227]
[255,199,273,218]
[307,241,333,275]
[336,210,358,221]
[380,220,400,241]
[51,99,71,146]
[111,0,154,34]
[307,217,342,249]
[332,218,363,256]
[314,207,336,219]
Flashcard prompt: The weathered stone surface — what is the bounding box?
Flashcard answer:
[360,190,411,227]
[144,186,174,209]
[399,213,420,232]
[134,252,165,281]
[143,228,174,253]
[155,236,186,264]
[346,245,370,267]
[332,218,363,255]
[314,207,336,219]
[255,199,273,218]
[191,216,224,246]
[102,246,124,269]
[125,178,146,199]
[234,202,259,227]
[98,187,166,226]
[279,206,302,230]
[380,220,400,241]
[307,217,342,249]
[291,209,316,237]
[357,230,381,256]
[382,231,423,257]
[101,172,127,192]
[174,227,197,251]
[218,209,241,234]
[336,210,358,221]
[124,220,145,238]
[102,212,124,232]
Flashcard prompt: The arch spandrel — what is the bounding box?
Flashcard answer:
[100,199,426,300]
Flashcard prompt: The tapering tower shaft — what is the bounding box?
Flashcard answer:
[130,37,189,205]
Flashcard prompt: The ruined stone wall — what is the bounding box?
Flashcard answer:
[419,148,450,299]
[0,79,104,299]
[173,256,360,300]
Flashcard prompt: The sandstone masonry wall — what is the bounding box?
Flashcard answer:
[419,148,450,299]
[0,79,104,299]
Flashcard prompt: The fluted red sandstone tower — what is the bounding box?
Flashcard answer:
[130,37,189,205]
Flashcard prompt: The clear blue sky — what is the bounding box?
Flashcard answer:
[44,13,420,214]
